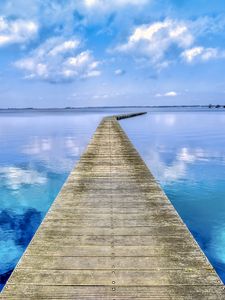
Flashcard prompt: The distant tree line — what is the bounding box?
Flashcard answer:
[209,104,225,108]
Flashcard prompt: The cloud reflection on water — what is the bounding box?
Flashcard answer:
[0,111,104,288]
[0,167,47,190]
[121,111,225,282]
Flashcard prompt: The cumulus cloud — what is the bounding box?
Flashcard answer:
[181,46,225,63]
[115,19,194,68]
[155,91,178,97]
[0,16,38,47]
[14,37,101,82]
[114,16,225,68]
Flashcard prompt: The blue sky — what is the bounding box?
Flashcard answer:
[0,0,225,107]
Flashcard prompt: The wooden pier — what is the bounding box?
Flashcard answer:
[1,113,224,299]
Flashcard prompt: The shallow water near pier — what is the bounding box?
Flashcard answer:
[0,108,225,290]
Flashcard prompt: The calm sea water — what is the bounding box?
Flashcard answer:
[121,111,225,283]
[0,111,109,290]
[0,109,225,290]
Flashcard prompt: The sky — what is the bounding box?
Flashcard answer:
[0,0,225,107]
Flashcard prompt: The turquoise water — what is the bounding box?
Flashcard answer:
[1,109,225,290]
[121,111,225,283]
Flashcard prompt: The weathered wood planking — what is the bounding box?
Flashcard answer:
[1,113,224,299]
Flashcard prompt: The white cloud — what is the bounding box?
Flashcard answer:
[0,167,47,190]
[165,91,177,97]
[182,47,203,62]
[84,0,148,10]
[155,91,178,97]
[66,50,90,67]
[49,40,80,56]
[115,69,125,76]
[114,16,225,68]
[0,16,38,47]
[181,46,225,63]
[14,37,101,82]
[116,19,194,68]
[85,69,102,78]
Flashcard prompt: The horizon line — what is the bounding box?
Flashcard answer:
[0,104,224,110]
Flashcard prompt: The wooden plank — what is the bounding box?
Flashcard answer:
[1,113,224,299]
[2,285,224,300]
[4,269,221,286]
[18,255,211,270]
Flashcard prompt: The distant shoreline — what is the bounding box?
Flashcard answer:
[0,105,225,111]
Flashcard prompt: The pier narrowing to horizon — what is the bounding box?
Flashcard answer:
[1,113,224,299]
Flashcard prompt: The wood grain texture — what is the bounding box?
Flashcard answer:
[1,114,224,299]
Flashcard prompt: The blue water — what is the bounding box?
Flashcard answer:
[1,109,225,290]
[0,111,109,290]
[121,111,225,283]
